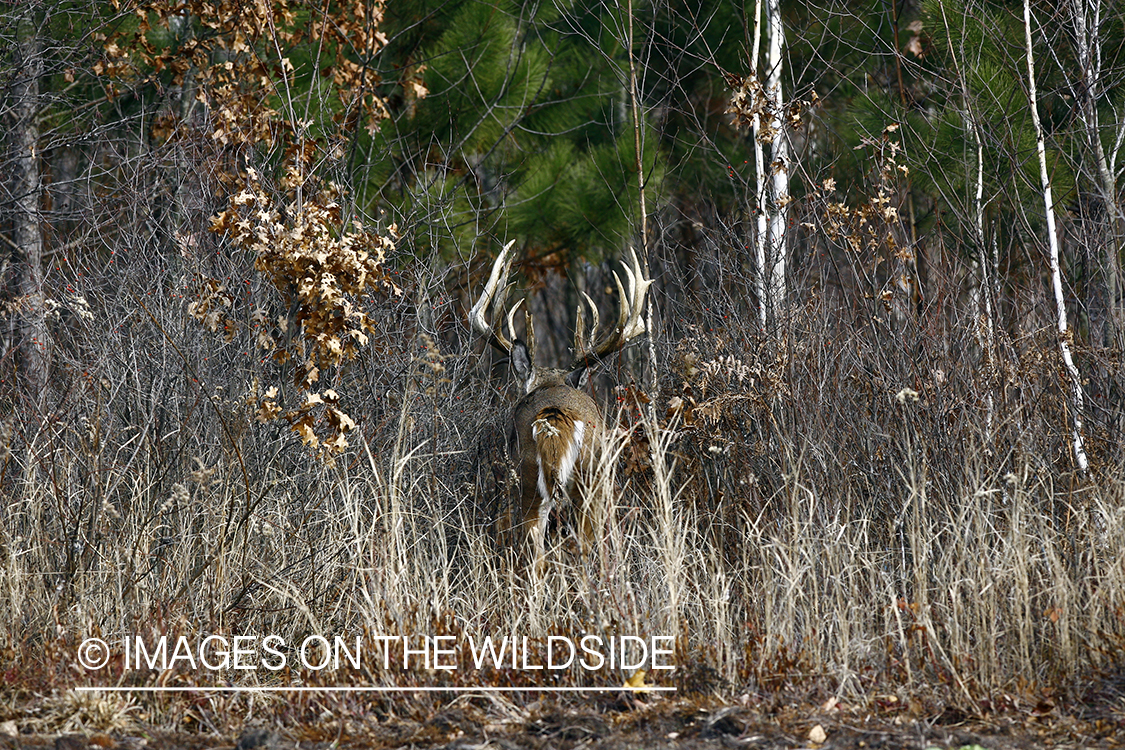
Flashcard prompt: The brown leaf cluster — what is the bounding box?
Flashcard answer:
[810,128,919,314]
[725,73,811,143]
[99,1,406,462]
[101,1,295,143]
[210,165,400,458]
[186,278,237,342]
[100,1,394,144]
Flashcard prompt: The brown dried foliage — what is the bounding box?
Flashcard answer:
[208,162,400,458]
[97,1,404,458]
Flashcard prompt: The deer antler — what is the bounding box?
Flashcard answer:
[470,239,520,354]
[473,241,651,371]
[568,245,652,370]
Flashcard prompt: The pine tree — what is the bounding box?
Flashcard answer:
[369,0,664,264]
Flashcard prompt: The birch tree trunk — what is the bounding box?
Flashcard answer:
[750,0,768,329]
[1069,0,1124,348]
[975,127,997,440]
[765,0,788,322]
[940,2,997,438]
[1023,0,1090,473]
[6,2,48,398]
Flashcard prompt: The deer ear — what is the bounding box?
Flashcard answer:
[565,365,589,389]
[512,339,533,381]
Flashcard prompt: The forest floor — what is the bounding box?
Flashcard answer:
[3,691,1123,750]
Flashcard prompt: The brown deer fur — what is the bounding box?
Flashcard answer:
[471,241,650,574]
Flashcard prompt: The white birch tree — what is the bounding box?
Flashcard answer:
[765,0,788,321]
[1067,0,1124,348]
[1023,0,1090,472]
[939,2,997,439]
[750,0,769,329]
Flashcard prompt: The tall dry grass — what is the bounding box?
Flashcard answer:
[2,331,1123,733]
[2,206,1124,733]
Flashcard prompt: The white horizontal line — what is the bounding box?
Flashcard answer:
[74,686,675,693]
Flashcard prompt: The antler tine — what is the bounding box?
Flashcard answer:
[470,239,519,353]
[617,245,651,340]
[573,291,599,361]
[566,245,652,369]
[574,298,586,357]
[611,269,630,333]
[627,244,653,330]
[505,297,525,348]
[524,307,536,362]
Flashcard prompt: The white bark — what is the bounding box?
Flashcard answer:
[1023,0,1089,472]
[751,0,768,328]
[940,2,997,440]
[975,136,997,439]
[626,0,646,249]
[1069,0,1124,345]
[969,46,996,440]
[765,0,788,321]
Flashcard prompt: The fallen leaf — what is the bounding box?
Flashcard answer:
[809,724,827,744]
[624,669,650,691]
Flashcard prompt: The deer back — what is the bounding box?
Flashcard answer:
[509,377,602,503]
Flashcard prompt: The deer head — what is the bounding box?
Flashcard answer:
[471,240,652,572]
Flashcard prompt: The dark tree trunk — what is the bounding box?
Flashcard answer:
[6,2,48,398]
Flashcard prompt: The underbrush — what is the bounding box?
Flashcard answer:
[2,253,1124,736]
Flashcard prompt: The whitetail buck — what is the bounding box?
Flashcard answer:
[471,240,651,571]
